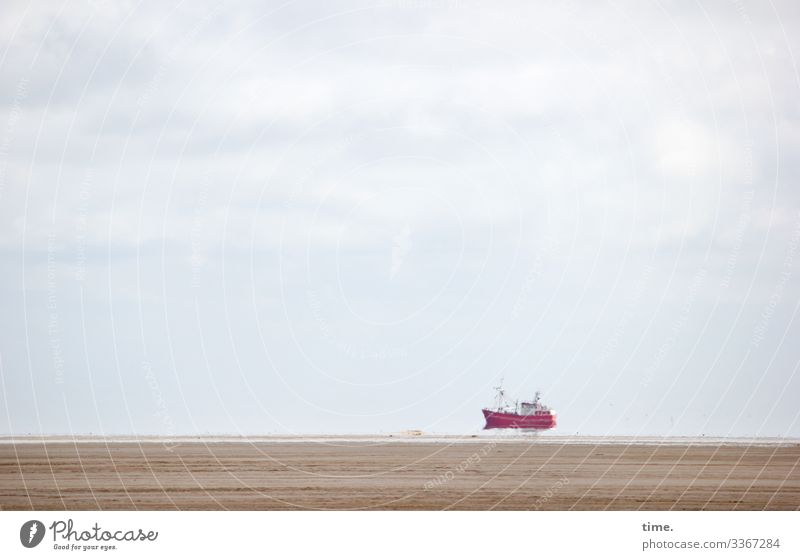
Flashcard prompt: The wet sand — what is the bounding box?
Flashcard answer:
[1,439,798,510]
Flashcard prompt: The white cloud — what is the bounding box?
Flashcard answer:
[2,0,799,435]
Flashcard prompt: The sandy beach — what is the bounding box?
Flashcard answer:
[1,437,798,510]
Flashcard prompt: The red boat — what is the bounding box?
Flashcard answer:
[482,382,557,430]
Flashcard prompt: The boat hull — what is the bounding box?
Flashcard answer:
[482,409,557,430]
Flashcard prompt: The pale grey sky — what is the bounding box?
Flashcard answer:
[1,0,799,436]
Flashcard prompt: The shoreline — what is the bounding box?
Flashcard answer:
[1,435,799,447]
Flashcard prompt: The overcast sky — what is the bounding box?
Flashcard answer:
[1,0,799,436]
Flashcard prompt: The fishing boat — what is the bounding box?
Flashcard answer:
[482,382,556,430]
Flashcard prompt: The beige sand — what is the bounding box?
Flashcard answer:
[1,440,798,510]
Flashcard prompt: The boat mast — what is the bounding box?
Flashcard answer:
[494,378,505,410]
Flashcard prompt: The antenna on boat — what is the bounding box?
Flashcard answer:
[494,378,506,410]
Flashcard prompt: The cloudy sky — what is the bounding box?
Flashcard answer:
[1,0,799,436]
